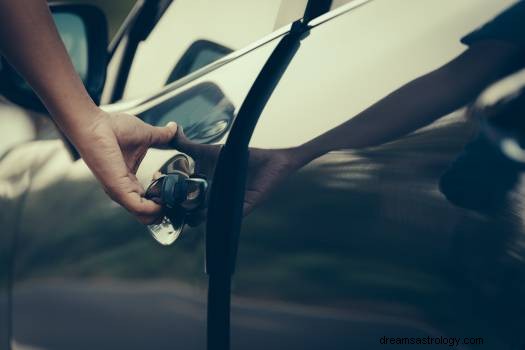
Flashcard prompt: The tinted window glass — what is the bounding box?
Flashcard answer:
[130,33,280,142]
[140,82,235,143]
[165,40,233,85]
[123,0,286,100]
[250,0,517,148]
[54,13,88,81]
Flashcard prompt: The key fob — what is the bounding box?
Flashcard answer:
[145,154,208,245]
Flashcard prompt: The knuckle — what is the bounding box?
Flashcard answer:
[128,202,145,216]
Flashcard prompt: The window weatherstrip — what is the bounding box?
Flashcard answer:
[204,2,333,350]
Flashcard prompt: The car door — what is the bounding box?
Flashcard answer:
[228,0,525,349]
[4,1,522,350]
[103,0,290,103]
[103,0,357,104]
[4,11,292,348]
[5,5,325,345]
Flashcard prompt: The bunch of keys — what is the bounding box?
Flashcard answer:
[145,153,208,245]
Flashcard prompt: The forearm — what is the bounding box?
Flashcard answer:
[0,0,100,139]
[296,42,521,165]
[299,69,472,161]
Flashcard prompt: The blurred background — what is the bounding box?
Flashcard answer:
[48,0,136,38]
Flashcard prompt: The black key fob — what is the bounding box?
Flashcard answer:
[145,154,208,245]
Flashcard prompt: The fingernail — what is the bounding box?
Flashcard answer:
[166,121,177,129]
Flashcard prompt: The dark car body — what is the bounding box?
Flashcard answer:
[1,1,524,350]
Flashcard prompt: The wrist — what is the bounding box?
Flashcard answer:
[293,142,327,167]
[285,145,316,169]
[58,106,108,149]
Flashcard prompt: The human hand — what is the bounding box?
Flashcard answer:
[243,147,303,214]
[172,129,304,215]
[72,111,178,224]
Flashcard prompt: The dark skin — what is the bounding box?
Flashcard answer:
[171,129,301,215]
[174,40,523,215]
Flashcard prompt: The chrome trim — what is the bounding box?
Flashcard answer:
[108,0,145,55]
[102,0,375,115]
[308,0,373,28]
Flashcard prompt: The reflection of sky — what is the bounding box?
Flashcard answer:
[54,13,88,81]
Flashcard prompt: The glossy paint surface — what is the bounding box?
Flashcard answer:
[235,115,525,349]
[1,0,523,349]
[232,1,523,349]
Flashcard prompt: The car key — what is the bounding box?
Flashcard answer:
[145,153,208,245]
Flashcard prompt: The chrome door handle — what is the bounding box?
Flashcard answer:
[145,154,208,245]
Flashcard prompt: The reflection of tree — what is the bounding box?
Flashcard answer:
[352,112,525,339]
[237,113,525,348]
[5,110,525,348]
[0,141,204,284]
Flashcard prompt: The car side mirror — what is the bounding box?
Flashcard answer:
[0,3,108,112]
[139,82,235,144]
[166,40,232,85]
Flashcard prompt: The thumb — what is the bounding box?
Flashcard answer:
[171,126,192,152]
[150,121,178,147]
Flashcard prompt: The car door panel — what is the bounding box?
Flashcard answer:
[2,0,522,349]
[1,141,207,350]
[5,30,279,350]
[232,0,523,349]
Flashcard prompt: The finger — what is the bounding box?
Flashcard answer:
[152,171,163,180]
[150,122,178,147]
[119,191,163,221]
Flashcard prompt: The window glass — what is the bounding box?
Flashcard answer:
[54,13,88,81]
[55,0,135,38]
[273,0,360,28]
[165,40,233,85]
[140,82,235,143]
[330,0,357,11]
[131,34,280,143]
[123,0,286,100]
[250,0,517,148]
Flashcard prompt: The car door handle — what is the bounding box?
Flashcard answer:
[145,153,208,245]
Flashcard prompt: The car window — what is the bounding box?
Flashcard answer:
[108,0,364,103]
[122,0,290,100]
[140,82,235,143]
[165,40,233,85]
[249,0,517,148]
[129,34,281,142]
[273,0,357,28]
[54,13,88,81]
